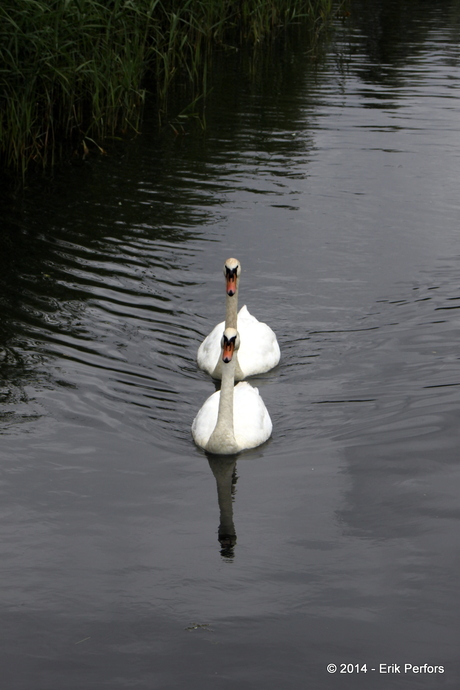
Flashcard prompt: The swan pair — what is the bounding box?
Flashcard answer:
[192,258,280,455]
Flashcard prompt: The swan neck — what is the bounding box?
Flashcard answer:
[225,282,239,329]
[215,358,235,432]
[206,356,238,453]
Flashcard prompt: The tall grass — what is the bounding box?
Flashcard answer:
[0,0,340,177]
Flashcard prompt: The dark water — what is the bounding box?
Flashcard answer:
[1,1,460,688]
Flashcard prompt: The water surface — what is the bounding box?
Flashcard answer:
[1,1,460,688]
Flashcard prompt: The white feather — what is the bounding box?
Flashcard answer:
[197,305,280,379]
[192,381,272,452]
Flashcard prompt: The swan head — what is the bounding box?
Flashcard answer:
[221,327,240,363]
[223,258,241,297]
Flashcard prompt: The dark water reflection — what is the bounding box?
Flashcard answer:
[1,1,460,688]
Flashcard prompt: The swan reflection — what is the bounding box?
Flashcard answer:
[207,454,238,559]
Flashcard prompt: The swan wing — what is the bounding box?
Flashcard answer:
[236,305,281,377]
[233,382,272,450]
[196,320,225,376]
[191,389,220,448]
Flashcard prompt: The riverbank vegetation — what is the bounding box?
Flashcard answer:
[0,0,341,177]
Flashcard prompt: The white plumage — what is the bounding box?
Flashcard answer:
[197,304,280,380]
[192,380,272,453]
[197,258,280,380]
[192,329,272,454]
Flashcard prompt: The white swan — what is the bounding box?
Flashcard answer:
[197,258,280,380]
[192,328,272,454]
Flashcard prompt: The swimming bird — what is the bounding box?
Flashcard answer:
[197,258,280,380]
[192,328,272,454]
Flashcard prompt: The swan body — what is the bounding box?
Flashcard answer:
[198,305,280,380]
[192,329,272,454]
[197,258,280,380]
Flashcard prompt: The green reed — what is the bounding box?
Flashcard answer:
[0,0,339,177]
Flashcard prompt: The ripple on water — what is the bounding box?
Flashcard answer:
[0,215,213,446]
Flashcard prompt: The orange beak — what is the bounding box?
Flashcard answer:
[222,339,235,363]
[226,274,237,296]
